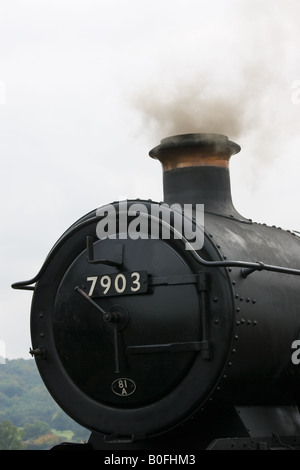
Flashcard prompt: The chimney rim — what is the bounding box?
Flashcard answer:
[149,133,241,159]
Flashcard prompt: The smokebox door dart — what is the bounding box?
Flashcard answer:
[11,133,300,450]
[75,286,129,374]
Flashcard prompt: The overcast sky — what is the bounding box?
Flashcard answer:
[1,0,300,360]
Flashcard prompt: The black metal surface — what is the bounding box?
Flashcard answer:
[86,236,123,266]
[163,166,243,217]
[11,133,300,450]
[149,133,241,158]
[28,203,235,439]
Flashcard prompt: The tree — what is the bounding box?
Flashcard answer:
[23,420,51,440]
[0,420,24,450]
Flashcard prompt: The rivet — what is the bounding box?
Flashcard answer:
[232,348,236,353]
[228,362,232,367]
[236,321,240,326]
[232,281,236,286]
[234,335,239,340]
[214,319,220,324]
[252,299,256,304]
[235,294,239,299]
[213,297,218,302]
[253,320,258,326]
[241,318,245,324]
[247,320,252,325]
[39,332,45,337]
[236,307,240,312]
[240,297,244,301]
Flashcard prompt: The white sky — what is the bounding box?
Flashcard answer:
[1,0,300,359]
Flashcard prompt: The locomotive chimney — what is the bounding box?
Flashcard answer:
[149,133,242,218]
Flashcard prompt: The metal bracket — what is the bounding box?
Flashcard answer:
[150,273,197,287]
[127,340,209,354]
[86,236,123,266]
[241,261,265,278]
[29,346,47,359]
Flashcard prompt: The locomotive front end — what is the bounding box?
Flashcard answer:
[12,133,300,450]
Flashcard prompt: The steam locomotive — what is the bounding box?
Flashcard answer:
[12,133,300,450]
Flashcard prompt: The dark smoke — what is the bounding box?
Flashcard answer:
[130,0,300,167]
[132,76,252,141]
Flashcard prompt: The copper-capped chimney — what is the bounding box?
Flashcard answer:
[149,133,242,218]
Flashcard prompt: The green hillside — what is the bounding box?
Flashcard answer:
[0,358,90,449]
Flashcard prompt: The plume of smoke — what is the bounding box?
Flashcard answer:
[132,74,252,141]
[129,0,300,169]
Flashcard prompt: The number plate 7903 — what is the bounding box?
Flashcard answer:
[83,271,148,298]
